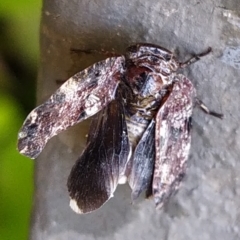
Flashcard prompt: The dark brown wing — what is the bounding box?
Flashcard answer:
[67,90,130,214]
[153,75,196,208]
[18,57,124,159]
[128,120,155,201]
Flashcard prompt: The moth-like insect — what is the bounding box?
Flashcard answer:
[18,43,222,214]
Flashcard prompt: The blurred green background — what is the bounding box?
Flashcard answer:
[0,1,41,239]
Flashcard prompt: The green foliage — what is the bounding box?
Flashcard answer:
[0,1,41,239]
[0,94,34,240]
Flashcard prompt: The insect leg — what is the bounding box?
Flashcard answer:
[179,47,212,68]
[195,98,223,119]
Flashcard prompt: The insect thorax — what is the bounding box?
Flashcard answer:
[122,44,179,152]
[126,43,179,76]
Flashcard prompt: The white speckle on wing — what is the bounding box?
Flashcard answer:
[61,78,79,95]
[18,131,27,139]
[85,94,100,108]
[30,111,38,123]
[85,104,99,116]
[88,94,100,102]
[160,121,168,138]
[161,163,171,184]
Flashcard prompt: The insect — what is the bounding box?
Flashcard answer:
[18,43,223,214]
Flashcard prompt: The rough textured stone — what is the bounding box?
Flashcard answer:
[31,0,240,239]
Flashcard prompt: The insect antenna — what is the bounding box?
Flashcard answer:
[179,47,212,68]
[70,48,121,57]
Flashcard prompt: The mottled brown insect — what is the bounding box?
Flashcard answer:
[18,43,222,214]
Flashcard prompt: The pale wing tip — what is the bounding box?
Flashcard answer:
[69,194,114,214]
[118,175,127,184]
[18,150,36,159]
[69,198,84,214]
[17,142,40,159]
[17,130,42,159]
[18,146,30,156]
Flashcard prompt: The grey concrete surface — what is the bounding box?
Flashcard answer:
[31,0,240,239]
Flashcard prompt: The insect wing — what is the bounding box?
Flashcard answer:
[18,56,124,159]
[153,75,196,208]
[128,120,155,201]
[67,92,130,214]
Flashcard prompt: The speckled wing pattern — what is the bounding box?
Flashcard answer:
[153,75,196,208]
[67,90,130,214]
[18,56,124,159]
[17,43,221,214]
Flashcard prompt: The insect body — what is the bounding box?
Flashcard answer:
[18,43,222,214]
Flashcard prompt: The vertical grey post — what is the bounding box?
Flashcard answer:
[32,0,240,239]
